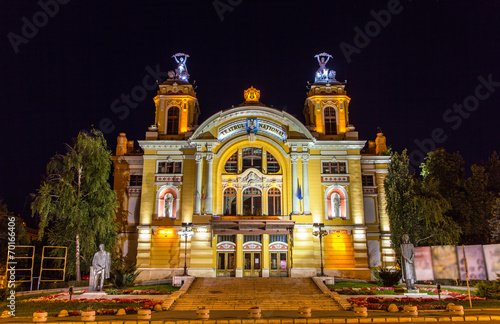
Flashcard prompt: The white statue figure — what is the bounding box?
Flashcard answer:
[90,244,111,292]
[164,193,174,218]
[401,234,417,290]
[314,53,334,83]
[332,192,341,218]
[172,53,190,81]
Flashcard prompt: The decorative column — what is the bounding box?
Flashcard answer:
[302,154,310,214]
[236,234,243,277]
[291,154,300,214]
[262,234,270,277]
[194,153,203,214]
[205,153,214,215]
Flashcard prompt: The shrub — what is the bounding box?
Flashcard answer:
[108,252,142,289]
[476,277,500,299]
[373,267,402,287]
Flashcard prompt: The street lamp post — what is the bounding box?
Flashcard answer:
[178,223,193,276]
[313,223,328,276]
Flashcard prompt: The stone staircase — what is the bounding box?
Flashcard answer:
[170,277,343,311]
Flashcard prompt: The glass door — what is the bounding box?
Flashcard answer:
[270,252,287,277]
[243,252,261,277]
[216,252,235,277]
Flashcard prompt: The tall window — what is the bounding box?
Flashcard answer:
[266,152,280,173]
[166,107,179,134]
[129,174,142,186]
[158,161,182,173]
[324,107,337,135]
[322,162,346,174]
[242,187,262,216]
[223,188,237,215]
[242,147,262,171]
[267,188,281,216]
[224,151,238,173]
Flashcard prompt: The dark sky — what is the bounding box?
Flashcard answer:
[1,0,499,217]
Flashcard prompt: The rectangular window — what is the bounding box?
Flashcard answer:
[158,161,182,174]
[217,235,235,243]
[129,174,142,186]
[362,175,375,186]
[244,235,261,243]
[322,162,347,174]
[269,235,287,243]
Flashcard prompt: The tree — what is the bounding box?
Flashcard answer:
[31,129,117,280]
[421,148,496,244]
[385,150,460,255]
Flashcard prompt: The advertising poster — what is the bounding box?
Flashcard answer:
[456,245,487,280]
[431,245,459,279]
[483,244,500,280]
[415,246,434,281]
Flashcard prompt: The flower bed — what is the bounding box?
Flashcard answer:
[18,294,163,317]
[106,289,170,295]
[347,294,485,311]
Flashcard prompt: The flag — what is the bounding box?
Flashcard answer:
[298,184,303,200]
[201,186,205,200]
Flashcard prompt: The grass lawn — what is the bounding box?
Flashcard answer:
[122,284,179,293]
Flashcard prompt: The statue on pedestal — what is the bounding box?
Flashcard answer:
[89,244,111,292]
[400,234,417,291]
[314,53,336,83]
[172,53,190,81]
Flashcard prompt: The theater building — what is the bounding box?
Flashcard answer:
[112,53,394,281]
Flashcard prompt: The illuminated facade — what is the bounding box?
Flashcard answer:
[112,54,394,280]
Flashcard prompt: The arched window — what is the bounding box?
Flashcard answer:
[242,147,262,171]
[166,107,179,134]
[223,188,237,215]
[267,188,281,216]
[242,187,262,216]
[224,151,238,173]
[324,107,337,135]
[266,152,280,173]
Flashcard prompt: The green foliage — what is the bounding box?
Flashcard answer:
[422,148,497,244]
[373,267,402,287]
[109,249,141,289]
[384,150,459,255]
[476,277,500,299]
[31,129,118,279]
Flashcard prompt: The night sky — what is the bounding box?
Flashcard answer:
[2,0,499,218]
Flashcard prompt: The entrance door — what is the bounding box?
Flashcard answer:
[270,252,287,277]
[243,252,261,277]
[217,252,235,277]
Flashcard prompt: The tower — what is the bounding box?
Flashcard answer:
[303,53,357,140]
[146,53,201,140]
